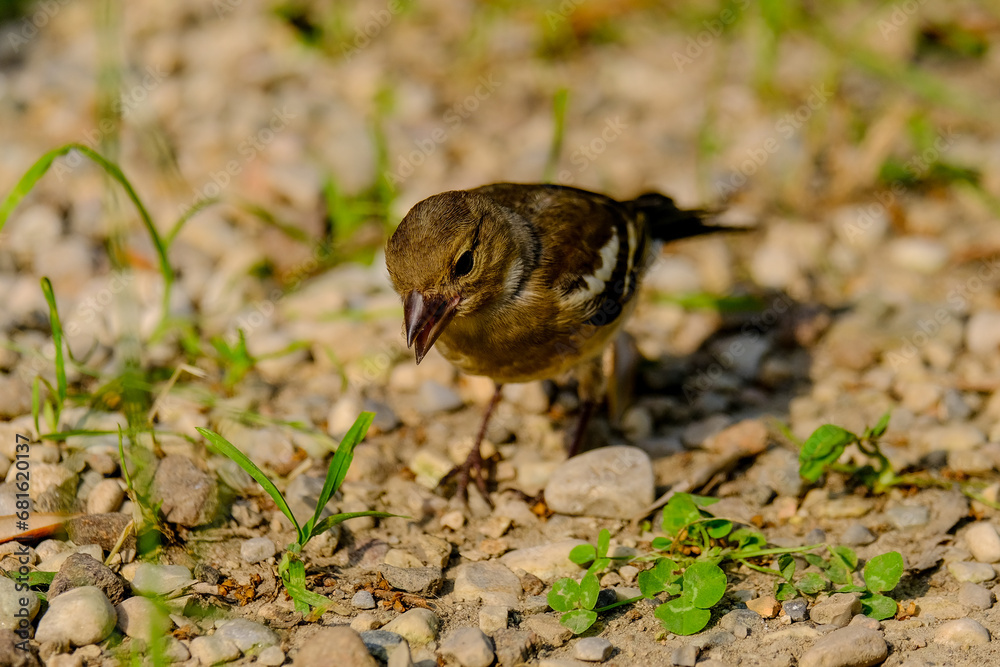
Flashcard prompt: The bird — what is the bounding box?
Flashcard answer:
[385,182,735,501]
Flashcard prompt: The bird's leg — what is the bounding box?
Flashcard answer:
[567,356,606,457]
[567,399,595,457]
[444,383,503,503]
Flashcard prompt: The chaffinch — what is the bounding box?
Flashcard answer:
[385,183,733,500]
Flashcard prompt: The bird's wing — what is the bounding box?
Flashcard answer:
[472,183,646,327]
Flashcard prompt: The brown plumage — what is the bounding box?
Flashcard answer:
[385,182,731,500]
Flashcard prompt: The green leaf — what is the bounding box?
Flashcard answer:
[662,493,702,537]
[689,494,721,507]
[775,581,798,601]
[865,412,892,440]
[303,412,374,540]
[650,537,671,551]
[560,609,598,635]
[638,558,680,599]
[311,511,398,535]
[799,424,858,482]
[588,557,611,576]
[778,554,795,582]
[863,551,904,593]
[683,562,727,609]
[280,554,330,613]
[827,564,853,587]
[578,573,600,610]
[731,527,767,550]
[831,546,859,571]
[548,578,581,612]
[199,427,302,543]
[705,519,733,539]
[796,572,829,595]
[596,528,610,559]
[655,597,711,636]
[569,543,597,565]
[860,593,897,620]
[836,584,867,594]
[803,554,827,570]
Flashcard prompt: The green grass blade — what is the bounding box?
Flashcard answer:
[117,426,133,491]
[198,427,303,543]
[543,88,569,182]
[39,278,67,409]
[281,555,330,613]
[166,196,220,247]
[31,377,42,435]
[304,411,374,538]
[311,510,399,536]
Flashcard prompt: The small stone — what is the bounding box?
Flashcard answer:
[818,496,874,519]
[885,505,930,529]
[0,576,40,631]
[360,630,406,662]
[798,626,887,667]
[671,644,699,666]
[416,380,464,414]
[116,595,169,643]
[947,561,996,583]
[522,594,551,613]
[453,561,523,607]
[438,627,495,667]
[294,627,376,667]
[782,599,809,623]
[964,522,1000,563]
[544,446,654,519]
[440,509,466,530]
[525,614,573,647]
[479,605,509,635]
[719,609,762,638]
[258,645,286,666]
[746,595,780,618]
[493,628,536,667]
[163,636,191,662]
[849,615,881,631]
[240,536,277,564]
[150,455,219,526]
[574,636,612,661]
[130,563,196,597]
[66,513,134,553]
[190,636,241,664]
[916,595,968,619]
[351,612,381,633]
[352,590,376,610]
[887,236,948,273]
[809,593,862,628]
[214,618,280,652]
[966,311,1000,356]
[934,618,991,646]
[35,586,117,646]
[49,553,125,604]
[377,564,443,596]
[958,582,995,610]
[500,540,587,582]
[840,524,877,546]
[86,478,125,514]
[382,608,439,645]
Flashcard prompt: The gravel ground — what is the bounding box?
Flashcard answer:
[2,2,1000,666]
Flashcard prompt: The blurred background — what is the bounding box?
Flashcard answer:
[1,0,999,436]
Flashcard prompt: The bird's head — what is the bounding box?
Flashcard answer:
[385,190,530,363]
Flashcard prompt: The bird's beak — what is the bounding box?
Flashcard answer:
[403,291,461,364]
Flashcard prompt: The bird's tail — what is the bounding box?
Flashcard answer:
[628,193,734,242]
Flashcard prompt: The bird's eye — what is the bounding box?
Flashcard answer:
[454,250,474,277]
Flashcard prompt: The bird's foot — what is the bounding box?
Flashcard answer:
[439,445,494,507]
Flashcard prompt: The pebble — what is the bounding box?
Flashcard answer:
[849,615,881,631]
[525,614,573,646]
[49,553,127,605]
[957,582,995,610]
[782,599,809,623]
[964,522,1000,563]
[947,561,996,583]
[885,505,930,529]
[163,636,192,662]
[746,595,781,618]
[115,595,167,643]
[35,586,117,647]
[352,590,377,610]
[416,380,464,414]
[439,628,495,667]
[934,618,991,645]
[214,618,280,652]
[377,564,444,596]
[544,446,654,519]
[294,626,376,667]
[915,595,967,619]
[150,455,220,526]
[360,629,406,662]
[86,478,125,514]
[574,636,612,662]
[351,612,381,633]
[809,593,862,628]
[966,310,1000,356]
[493,628,536,667]
[671,644,699,666]
[887,236,949,273]
[66,513,134,554]
[258,645,286,666]
[479,605,509,635]
[500,540,587,582]
[0,576,40,630]
[720,609,763,638]
[840,523,877,546]
[382,608,439,645]
[240,536,277,564]
[817,496,873,519]
[798,626,888,667]
[130,563,196,597]
[453,561,523,607]
[190,636,241,665]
